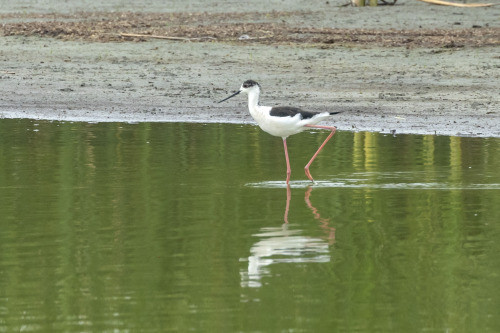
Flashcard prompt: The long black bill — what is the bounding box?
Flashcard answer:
[218,90,241,103]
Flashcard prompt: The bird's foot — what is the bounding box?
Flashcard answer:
[304,167,315,183]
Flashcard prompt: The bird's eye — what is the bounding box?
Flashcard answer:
[243,81,255,88]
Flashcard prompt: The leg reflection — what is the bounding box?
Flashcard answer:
[282,185,336,244]
[283,184,291,224]
[305,186,336,245]
[241,185,334,288]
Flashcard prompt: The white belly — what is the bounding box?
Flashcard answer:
[249,105,330,138]
[258,114,308,137]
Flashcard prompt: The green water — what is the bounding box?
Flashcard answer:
[1,119,500,332]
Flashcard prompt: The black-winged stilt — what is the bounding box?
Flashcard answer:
[219,80,340,184]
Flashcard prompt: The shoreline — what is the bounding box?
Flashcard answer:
[1,1,499,137]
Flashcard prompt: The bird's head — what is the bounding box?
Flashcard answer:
[239,80,260,94]
[218,80,260,103]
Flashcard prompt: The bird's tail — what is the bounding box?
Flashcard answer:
[329,111,342,115]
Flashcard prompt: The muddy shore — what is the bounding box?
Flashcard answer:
[1,0,499,137]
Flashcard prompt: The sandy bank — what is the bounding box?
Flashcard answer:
[0,1,499,136]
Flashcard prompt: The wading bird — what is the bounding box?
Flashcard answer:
[218,80,340,184]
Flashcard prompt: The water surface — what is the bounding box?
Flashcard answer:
[1,119,499,332]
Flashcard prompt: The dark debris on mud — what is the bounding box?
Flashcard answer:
[1,11,499,48]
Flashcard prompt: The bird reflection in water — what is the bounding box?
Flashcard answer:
[240,186,336,288]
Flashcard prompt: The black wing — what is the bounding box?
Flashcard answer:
[270,106,318,119]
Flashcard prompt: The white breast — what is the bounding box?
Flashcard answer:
[249,105,330,138]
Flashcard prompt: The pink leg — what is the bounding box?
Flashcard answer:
[304,125,337,183]
[283,138,291,184]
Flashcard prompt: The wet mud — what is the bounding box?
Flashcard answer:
[0,1,499,136]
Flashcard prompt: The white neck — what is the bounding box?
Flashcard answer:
[247,89,260,110]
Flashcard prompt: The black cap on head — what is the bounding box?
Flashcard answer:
[242,80,260,89]
[217,80,260,103]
